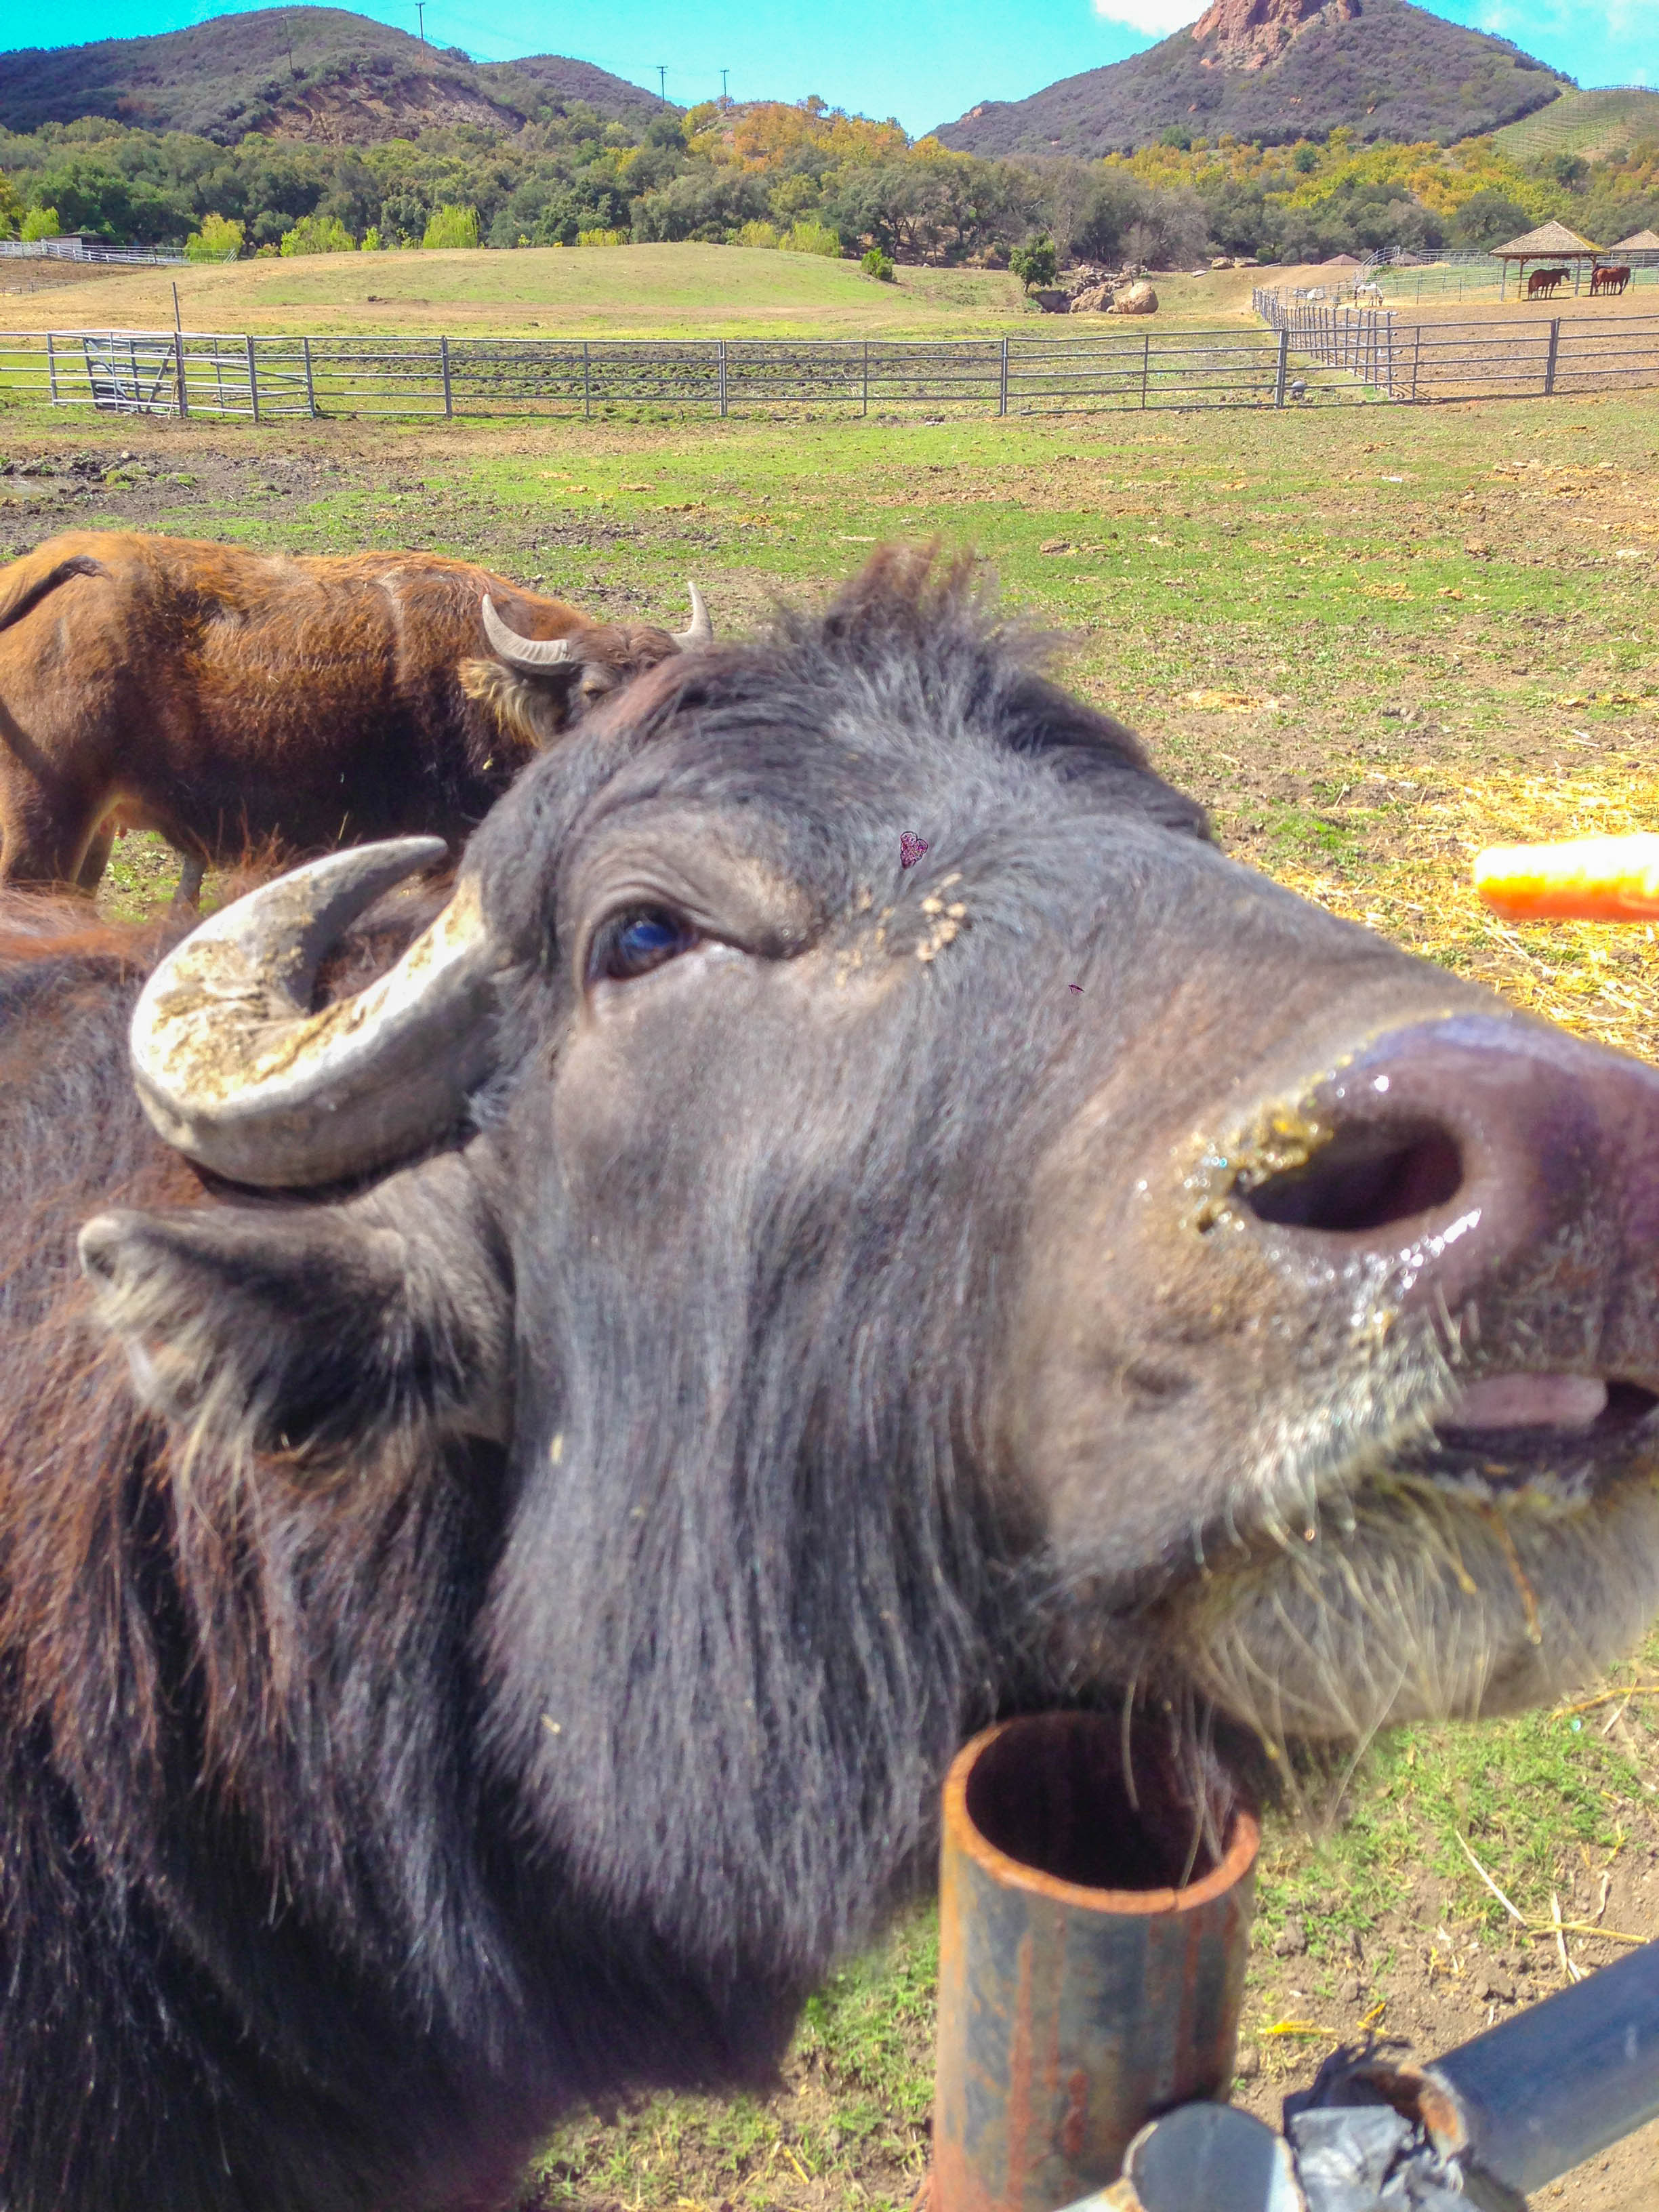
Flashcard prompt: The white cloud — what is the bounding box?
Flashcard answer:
[1090,0,1201,33]
[1475,0,1647,45]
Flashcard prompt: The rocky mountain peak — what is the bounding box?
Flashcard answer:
[1190,0,1359,72]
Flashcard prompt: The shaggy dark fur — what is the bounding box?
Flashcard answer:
[8,552,1647,2212]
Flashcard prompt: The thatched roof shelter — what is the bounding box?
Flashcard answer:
[1490,220,1607,299]
[1609,229,1659,264]
[1490,220,1603,266]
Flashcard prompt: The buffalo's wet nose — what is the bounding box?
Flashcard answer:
[1234,1012,1659,1318]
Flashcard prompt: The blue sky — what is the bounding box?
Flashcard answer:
[3,0,1654,137]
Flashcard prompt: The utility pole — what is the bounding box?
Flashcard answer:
[415,2,426,45]
[282,10,297,77]
[720,68,729,100]
[655,63,667,99]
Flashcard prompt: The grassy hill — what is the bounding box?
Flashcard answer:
[0,6,666,143]
[0,243,1293,335]
[5,241,1040,337]
[936,0,1569,157]
[1494,87,1659,165]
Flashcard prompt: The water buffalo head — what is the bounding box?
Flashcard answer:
[459,583,714,745]
[80,550,1659,2005]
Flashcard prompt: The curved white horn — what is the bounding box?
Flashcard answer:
[129,840,504,1189]
[671,581,714,650]
[482,594,573,670]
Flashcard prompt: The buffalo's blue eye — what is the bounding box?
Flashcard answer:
[595,907,697,983]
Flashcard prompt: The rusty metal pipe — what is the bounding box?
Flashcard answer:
[932,1713,1260,2212]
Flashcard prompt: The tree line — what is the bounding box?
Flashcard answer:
[0,96,1654,268]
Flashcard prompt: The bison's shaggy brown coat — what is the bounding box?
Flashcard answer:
[0,532,687,890]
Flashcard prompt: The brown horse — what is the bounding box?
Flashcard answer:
[1591,264,1632,296]
[1527,266,1569,300]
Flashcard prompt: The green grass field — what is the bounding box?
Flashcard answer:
[3,380,1658,2209]
[1494,85,1659,165]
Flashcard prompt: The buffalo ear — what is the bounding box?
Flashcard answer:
[78,1153,511,1464]
[459,655,585,747]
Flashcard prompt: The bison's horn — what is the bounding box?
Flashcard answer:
[129,839,502,1189]
[671,581,714,650]
[482,594,573,670]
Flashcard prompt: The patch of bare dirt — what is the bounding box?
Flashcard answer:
[1233,1843,1659,2210]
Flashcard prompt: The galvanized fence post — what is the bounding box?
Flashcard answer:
[1544,316,1561,397]
[1140,328,1150,409]
[1273,325,1289,407]
[440,334,453,419]
[245,333,260,423]
[174,331,188,418]
[582,341,591,420]
[998,334,1008,417]
[862,339,869,417]
[45,330,58,404]
[302,334,316,418]
[718,337,727,419]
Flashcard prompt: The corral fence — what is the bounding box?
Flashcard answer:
[1285,258,1658,308]
[5,312,1654,422]
[0,323,1393,419]
[0,237,190,268]
[1253,297,1401,389]
[1384,263,1654,306]
[1254,287,1659,403]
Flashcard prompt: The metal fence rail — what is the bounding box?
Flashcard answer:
[1372,265,1658,306]
[1010,329,1294,409]
[0,325,1385,419]
[4,316,1656,420]
[0,238,190,267]
[1388,313,1659,401]
[9,331,316,417]
[1248,296,1399,392]
[1253,291,1659,403]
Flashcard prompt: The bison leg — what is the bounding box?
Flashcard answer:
[0,786,110,893]
[75,819,116,893]
[172,853,205,909]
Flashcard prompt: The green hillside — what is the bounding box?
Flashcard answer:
[0,6,665,143]
[1494,88,1659,165]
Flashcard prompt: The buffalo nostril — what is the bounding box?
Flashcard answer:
[1242,1121,1465,1235]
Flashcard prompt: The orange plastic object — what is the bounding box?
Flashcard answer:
[1473,834,1659,923]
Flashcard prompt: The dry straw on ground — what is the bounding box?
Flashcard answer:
[1275,756,1659,1065]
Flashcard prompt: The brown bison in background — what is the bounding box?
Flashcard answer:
[5,552,1659,2212]
[0,531,712,898]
